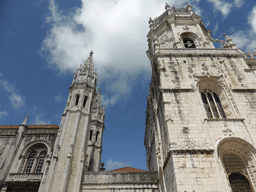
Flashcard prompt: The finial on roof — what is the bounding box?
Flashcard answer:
[22,114,29,125]
[165,3,170,10]
[84,51,94,72]
[224,33,232,42]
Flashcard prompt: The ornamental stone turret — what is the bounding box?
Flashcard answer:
[145,3,256,192]
[40,51,104,192]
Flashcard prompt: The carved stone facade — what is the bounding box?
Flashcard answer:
[2,3,256,192]
[145,3,256,192]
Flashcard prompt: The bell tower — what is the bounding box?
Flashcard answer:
[40,51,104,192]
[145,3,256,192]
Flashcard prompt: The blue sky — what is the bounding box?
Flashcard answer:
[1,0,256,171]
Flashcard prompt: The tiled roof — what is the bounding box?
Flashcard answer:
[109,167,145,172]
[0,125,59,129]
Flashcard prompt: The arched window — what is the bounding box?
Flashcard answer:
[21,143,48,173]
[201,89,226,118]
[180,32,198,48]
[96,131,99,141]
[35,151,47,173]
[75,95,80,106]
[24,151,37,173]
[183,37,196,48]
[89,130,93,141]
[229,173,252,192]
[83,96,88,107]
[222,153,253,192]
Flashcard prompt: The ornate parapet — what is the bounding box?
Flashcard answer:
[155,48,242,57]
[26,128,58,135]
[6,173,43,182]
[0,128,18,136]
[82,171,158,184]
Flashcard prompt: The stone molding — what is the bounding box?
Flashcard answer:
[0,129,18,136]
[6,173,43,182]
[155,48,242,57]
[204,118,245,122]
[26,128,58,135]
[82,171,158,184]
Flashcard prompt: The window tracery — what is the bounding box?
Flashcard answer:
[201,89,226,118]
[20,143,48,173]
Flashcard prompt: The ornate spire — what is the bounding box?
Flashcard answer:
[21,114,29,125]
[85,51,94,72]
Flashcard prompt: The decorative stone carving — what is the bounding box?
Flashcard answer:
[26,128,58,135]
[6,173,43,182]
[182,25,190,31]
[169,138,211,150]
[0,129,18,136]
[83,171,158,184]
[164,114,173,122]
[160,35,175,44]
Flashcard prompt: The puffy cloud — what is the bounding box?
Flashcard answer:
[207,0,244,16]
[229,5,256,53]
[31,106,51,125]
[234,0,244,8]
[105,159,132,171]
[248,5,256,34]
[55,95,65,103]
[41,0,201,106]
[0,80,25,110]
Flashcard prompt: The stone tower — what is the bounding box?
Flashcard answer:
[144,3,256,192]
[39,51,104,192]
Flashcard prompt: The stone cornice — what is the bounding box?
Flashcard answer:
[25,128,59,135]
[154,48,242,57]
[204,118,245,122]
[0,128,18,136]
[82,171,158,184]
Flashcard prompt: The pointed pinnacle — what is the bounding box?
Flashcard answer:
[98,87,101,94]
[90,50,94,56]
[22,114,29,125]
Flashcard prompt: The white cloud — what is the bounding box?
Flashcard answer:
[248,5,256,34]
[0,80,25,110]
[207,0,244,16]
[234,0,244,8]
[0,111,8,120]
[34,114,51,125]
[105,159,132,171]
[207,0,232,16]
[55,95,65,103]
[229,5,256,53]
[41,0,201,106]
[213,23,219,34]
[31,106,51,125]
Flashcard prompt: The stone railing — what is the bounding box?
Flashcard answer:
[83,171,158,184]
[6,173,43,182]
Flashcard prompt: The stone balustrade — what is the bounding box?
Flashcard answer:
[6,173,43,182]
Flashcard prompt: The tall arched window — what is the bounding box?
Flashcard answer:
[75,95,80,106]
[83,96,88,107]
[20,143,48,173]
[222,153,253,192]
[201,89,226,118]
[24,151,37,173]
[229,173,252,192]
